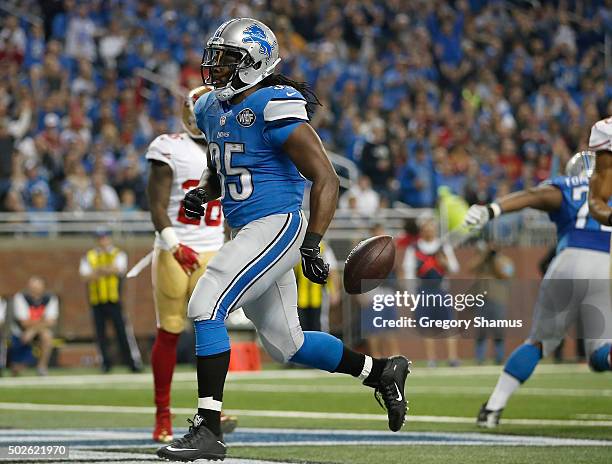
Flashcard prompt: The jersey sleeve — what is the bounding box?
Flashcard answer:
[262,86,309,148]
[545,176,569,223]
[263,86,308,122]
[145,135,176,171]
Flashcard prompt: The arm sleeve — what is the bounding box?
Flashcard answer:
[443,243,460,274]
[45,296,59,320]
[13,293,29,321]
[79,256,93,277]
[114,251,128,275]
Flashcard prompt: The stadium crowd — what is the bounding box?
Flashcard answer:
[0,0,610,215]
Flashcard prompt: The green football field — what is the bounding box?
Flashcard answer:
[0,362,610,463]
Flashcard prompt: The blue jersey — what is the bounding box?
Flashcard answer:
[546,175,612,253]
[194,85,308,228]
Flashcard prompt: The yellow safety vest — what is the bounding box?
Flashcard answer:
[295,243,331,309]
[87,247,121,305]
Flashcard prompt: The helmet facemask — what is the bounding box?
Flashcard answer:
[201,46,252,101]
[201,18,282,101]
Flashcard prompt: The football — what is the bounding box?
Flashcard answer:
[343,235,396,294]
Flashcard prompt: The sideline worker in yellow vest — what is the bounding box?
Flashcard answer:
[79,229,142,373]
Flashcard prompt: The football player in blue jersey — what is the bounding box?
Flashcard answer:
[156,18,410,461]
[463,152,612,428]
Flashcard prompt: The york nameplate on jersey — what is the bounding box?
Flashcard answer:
[237,108,256,127]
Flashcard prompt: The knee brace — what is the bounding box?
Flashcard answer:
[194,319,230,356]
[504,343,542,383]
[589,344,611,372]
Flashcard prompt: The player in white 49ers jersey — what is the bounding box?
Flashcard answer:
[146,86,236,443]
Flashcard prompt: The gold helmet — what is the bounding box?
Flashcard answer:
[182,85,212,140]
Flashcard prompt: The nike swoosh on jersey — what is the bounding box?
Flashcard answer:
[166,446,198,451]
[394,383,403,401]
[286,91,297,96]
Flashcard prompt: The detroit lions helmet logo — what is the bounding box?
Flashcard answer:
[242,24,273,58]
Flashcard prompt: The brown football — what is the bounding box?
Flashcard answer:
[343,235,396,294]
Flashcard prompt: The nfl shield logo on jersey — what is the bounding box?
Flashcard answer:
[236,108,256,127]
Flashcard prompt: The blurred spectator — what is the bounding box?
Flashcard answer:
[358,124,394,199]
[0,0,609,215]
[469,243,514,365]
[65,3,97,61]
[407,217,461,367]
[10,276,59,376]
[79,230,142,373]
[399,145,435,207]
[338,175,380,217]
[90,172,120,211]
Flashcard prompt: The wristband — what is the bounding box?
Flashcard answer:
[487,203,502,219]
[302,231,323,249]
[160,226,180,250]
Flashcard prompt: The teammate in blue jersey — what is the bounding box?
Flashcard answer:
[463,153,612,428]
[156,18,410,462]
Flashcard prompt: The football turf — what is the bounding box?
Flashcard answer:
[0,363,610,463]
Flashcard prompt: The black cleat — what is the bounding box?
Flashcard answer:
[364,356,411,432]
[156,414,226,462]
[477,402,503,428]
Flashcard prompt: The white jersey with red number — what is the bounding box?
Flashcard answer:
[146,133,224,252]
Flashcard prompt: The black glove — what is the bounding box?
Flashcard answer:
[183,187,208,219]
[299,232,329,284]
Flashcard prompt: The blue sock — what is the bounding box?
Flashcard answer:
[194,319,230,356]
[503,343,542,383]
[289,331,343,372]
[589,344,611,372]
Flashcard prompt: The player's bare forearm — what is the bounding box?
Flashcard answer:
[284,123,339,236]
[307,170,339,235]
[496,185,562,214]
[197,160,222,201]
[147,161,173,232]
[588,151,612,225]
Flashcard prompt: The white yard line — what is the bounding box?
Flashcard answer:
[0,364,590,387]
[0,402,611,428]
[1,378,609,398]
